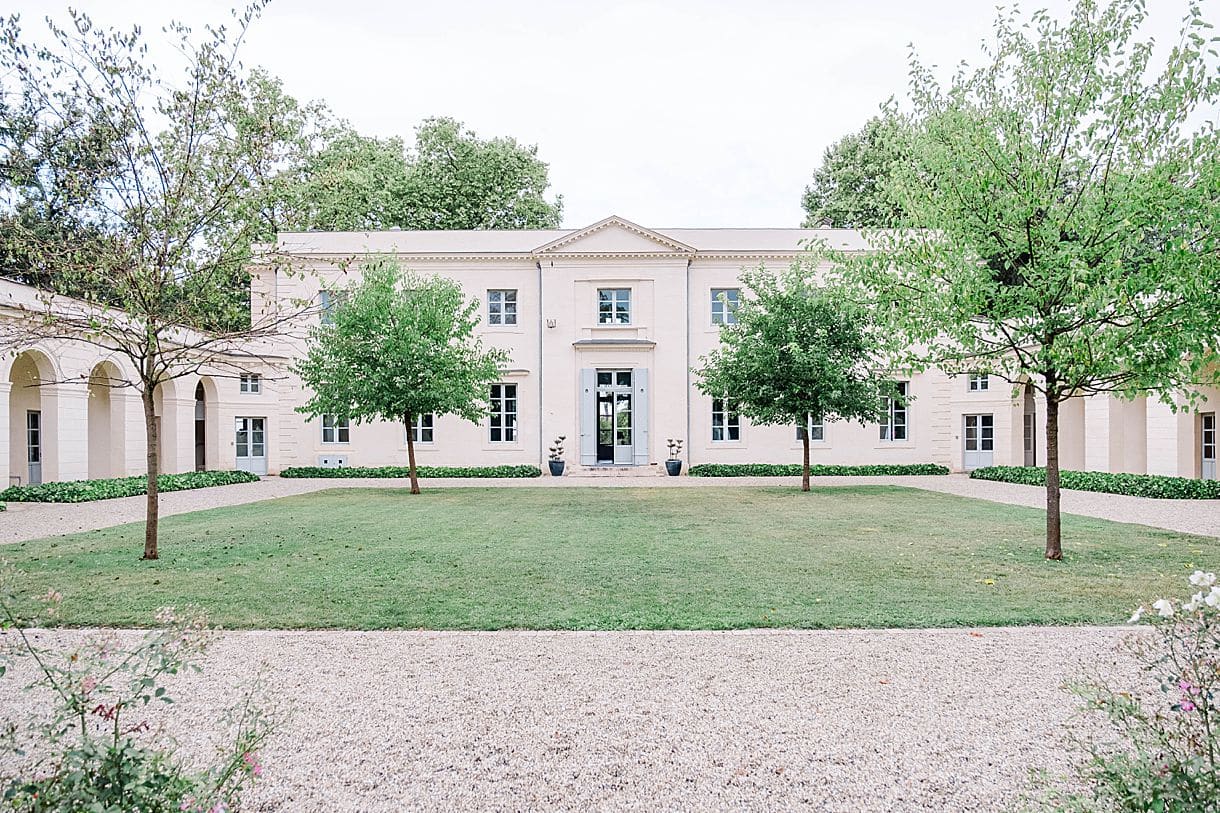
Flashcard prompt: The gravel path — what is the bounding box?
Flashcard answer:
[0,626,1130,812]
[2,473,1217,544]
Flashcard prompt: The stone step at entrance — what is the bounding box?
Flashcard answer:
[566,462,666,478]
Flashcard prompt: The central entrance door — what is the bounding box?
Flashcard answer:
[596,370,633,464]
[963,413,994,470]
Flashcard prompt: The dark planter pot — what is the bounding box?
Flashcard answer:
[665,460,683,477]
[548,460,565,477]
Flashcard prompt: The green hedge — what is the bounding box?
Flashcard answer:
[0,470,261,504]
[687,463,951,477]
[279,465,542,479]
[969,465,1220,499]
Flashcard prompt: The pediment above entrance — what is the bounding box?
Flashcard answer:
[533,216,695,257]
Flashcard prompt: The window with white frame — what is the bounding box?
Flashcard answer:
[489,384,517,442]
[711,397,741,442]
[487,289,517,326]
[597,288,631,324]
[407,413,434,444]
[239,373,261,394]
[321,414,350,444]
[968,373,989,392]
[797,413,825,442]
[711,288,740,325]
[879,382,909,441]
[319,289,347,325]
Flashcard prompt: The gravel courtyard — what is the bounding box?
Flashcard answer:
[1,626,1131,812]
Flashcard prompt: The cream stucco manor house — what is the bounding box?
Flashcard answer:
[3,215,1219,485]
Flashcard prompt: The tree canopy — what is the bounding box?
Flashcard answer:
[801,114,909,229]
[293,260,507,494]
[836,0,1220,559]
[695,264,889,491]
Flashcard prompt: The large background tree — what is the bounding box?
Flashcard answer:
[696,265,890,492]
[294,260,506,495]
[0,5,313,559]
[839,0,1220,560]
[801,113,909,228]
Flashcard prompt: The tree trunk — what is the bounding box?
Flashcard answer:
[405,413,420,495]
[1045,397,1062,560]
[801,432,811,492]
[141,387,160,560]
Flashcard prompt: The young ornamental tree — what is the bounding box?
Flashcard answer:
[0,5,311,560]
[840,0,1220,559]
[294,260,507,495]
[695,265,891,492]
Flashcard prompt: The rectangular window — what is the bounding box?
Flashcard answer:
[597,288,631,325]
[489,384,518,442]
[880,382,909,441]
[968,374,989,392]
[487,289,517,326]
[239,373,261,394]
[797,413,825,442]
[711,288,740,325]
[321,414,350,444]
[409,413,434,444]
[711,397,741,442]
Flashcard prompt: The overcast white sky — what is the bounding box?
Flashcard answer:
[6,0,1198,228]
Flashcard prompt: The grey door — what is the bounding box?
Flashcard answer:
[1203,412,1216,480]
[613,391,633,464]
[26,410,41,485]
[963,414,994,470]
[235,416,267,476]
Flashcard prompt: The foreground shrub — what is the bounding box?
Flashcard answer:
[0,470,260,504]
[280,464,542,479]
[1036,571,1220,812]
[970,466,1220,500]
[687,463,950,477]
[0,572,278,812]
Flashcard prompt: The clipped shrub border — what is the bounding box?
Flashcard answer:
[279,464,542,479]
[687,463,951,477]
[0,470,261,504]
[969,465,1220,500]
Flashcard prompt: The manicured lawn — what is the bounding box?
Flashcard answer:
[3,486,1215,629]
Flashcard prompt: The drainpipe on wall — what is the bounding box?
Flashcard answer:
[537,260,544,469]
[685,258,692,469]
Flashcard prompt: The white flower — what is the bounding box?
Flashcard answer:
[1188,570,1216,588]
[1152,598,1175,618]
[1206,587,1220,608]
[1128,606,1145,624]
[1184,592,1204,612]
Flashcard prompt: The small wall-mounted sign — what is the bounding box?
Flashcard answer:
[546,318,557,328]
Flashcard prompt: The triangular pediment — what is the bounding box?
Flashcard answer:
[533,216,695,255]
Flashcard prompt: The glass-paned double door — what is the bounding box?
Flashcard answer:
[596,370,633,464]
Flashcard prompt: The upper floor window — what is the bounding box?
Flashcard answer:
[879,382,909,442]
[711,288,740,325]
[489,383,517,442]
[319,289,347,325]
[711,397,741,442]
[408,413,434,444]
[488,289,517,326]
[968,373,989,392]
[797,413,825,442]
[239,373,261,394]
[321,414,350,444]
[597,288,631,325]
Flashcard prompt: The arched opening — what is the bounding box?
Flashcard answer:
[7,350,56,485]
[151,378,178,475]
[193,376,220,472]
[88,361,127,479]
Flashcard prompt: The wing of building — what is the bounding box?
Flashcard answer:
[2,215,1217,483]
